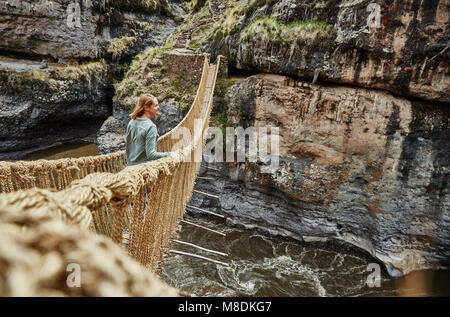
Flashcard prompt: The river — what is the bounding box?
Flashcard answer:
[161,212,450,297]
[24,141,450,297]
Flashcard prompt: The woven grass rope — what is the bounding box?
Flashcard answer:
[0,55,222,295]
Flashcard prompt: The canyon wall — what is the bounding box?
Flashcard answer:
[0,0,185,159]
[165,0,450,276]
[0,60,109,159]
[207,0,449,102]
[1,0,448,277]
[0,0,174,61]
[203,73,449,276]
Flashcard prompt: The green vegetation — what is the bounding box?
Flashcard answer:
[0,68,57,93]
[211,78,235,139]
[163,34,175,49]
[240,17,332,44]
[52,62,106,84]
[106,35,137,60]
[169,0,330,53]
[114,47,198,112]
[104,0,172,15]
[174,0,248,51]
[191,0,208,13]
[132,21,153,33]
[164,0,213,51]
[106,20,155,60]
[189,25,213,51]
[209,4,247,45]
[214,77,236,98]
[266,0,280,6]
[0,61,106,94]
[159,65,169,73]
[107,63,130,85]
[166,0,252,52]
[244,0,277,19]
[210,111,228,141]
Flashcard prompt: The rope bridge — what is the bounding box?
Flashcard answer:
[0,54,222,279]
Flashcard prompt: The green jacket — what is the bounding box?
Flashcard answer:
[125,118,171,166]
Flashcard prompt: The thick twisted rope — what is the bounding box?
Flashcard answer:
[0,55,221,278]
[0,151,125,193]
[0,205,178,296]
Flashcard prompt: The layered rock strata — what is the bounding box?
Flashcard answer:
[0,0,185,159]
[0,60,109,159]
[0,0,174,61]
[198,0,450,103]
[197,73,449,277]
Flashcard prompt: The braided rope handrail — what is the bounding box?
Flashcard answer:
[0,205,179,296]
[0,150,126,193]
[0,54,222,275]
[0,54,213,194]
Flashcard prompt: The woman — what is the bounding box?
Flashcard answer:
[126,94,172,166]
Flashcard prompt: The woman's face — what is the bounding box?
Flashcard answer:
[145,100,160,118]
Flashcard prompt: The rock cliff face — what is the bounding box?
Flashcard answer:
[162,0,450,277]
[1,0,448,278]
[238,0,448,102]
[0,60,109,159]
[0,0,186,159]
[0,0,174,61]
[203,73,449,276]
[173,0,449,102]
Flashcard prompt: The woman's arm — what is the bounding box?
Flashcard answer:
[145,125,172,161]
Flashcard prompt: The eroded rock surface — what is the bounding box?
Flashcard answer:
[0,0,187,159]
[0,61,109,159]
[198,73,449,277]
[198,0,450,102]
[0,0,176,61]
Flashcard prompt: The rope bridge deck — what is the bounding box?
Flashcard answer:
[0,54,222,273]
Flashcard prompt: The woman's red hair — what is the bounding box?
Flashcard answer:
[130,94,157,120]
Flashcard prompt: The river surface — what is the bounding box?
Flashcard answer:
[161,213,450,297]
[28,141,450,297]
[23,141,99,160]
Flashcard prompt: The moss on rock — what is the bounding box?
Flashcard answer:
[113,47,198,112]
[102,0,172,15]
[165,0,213,50]
[106,35,138,60]
[240,17,332,45]
[214,77,236,98]
[0,61,106,94]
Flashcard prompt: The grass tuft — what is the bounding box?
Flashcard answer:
[113,47,198,112]
[240,17,332,44]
